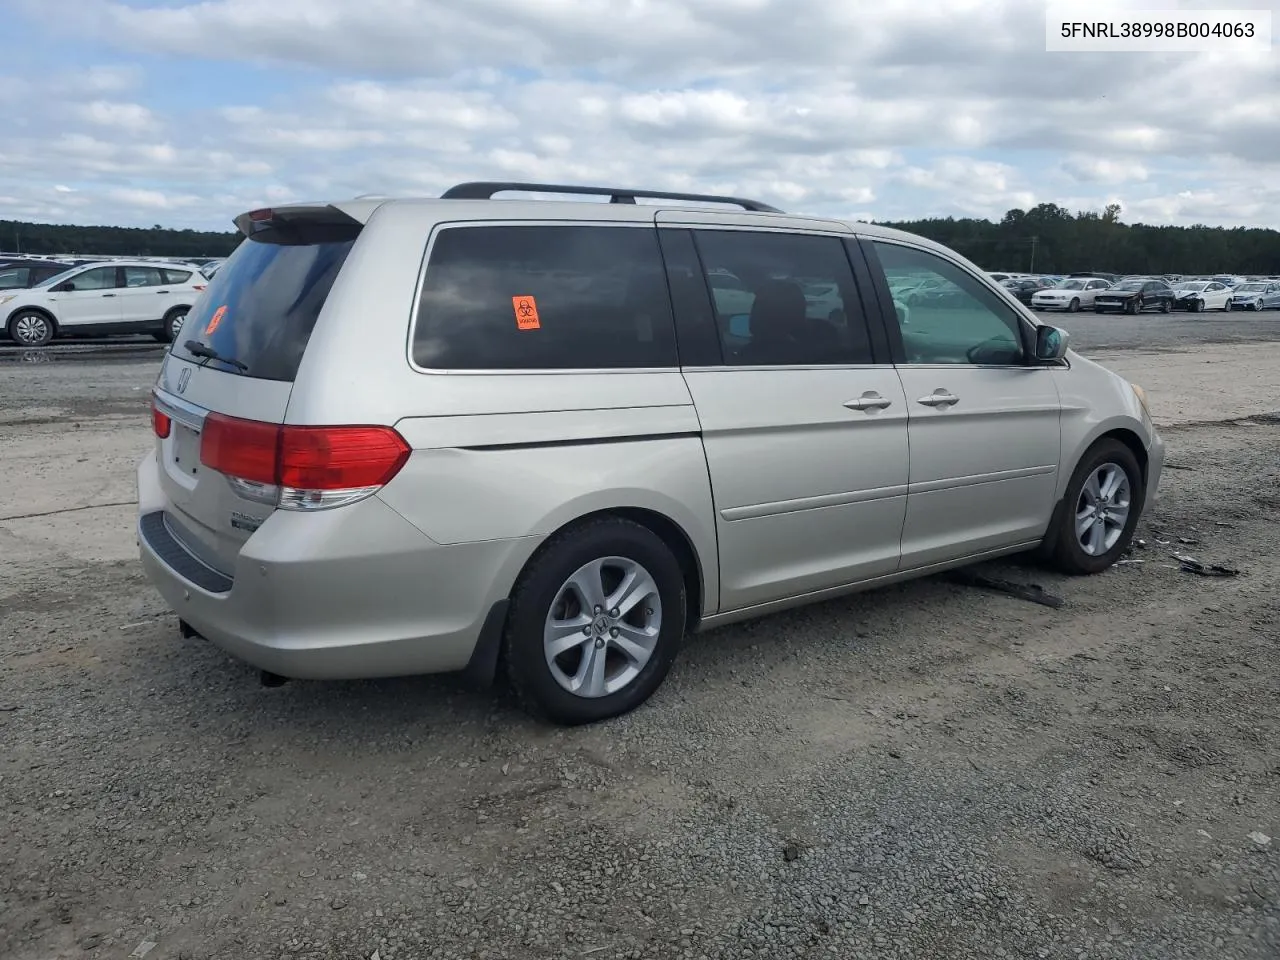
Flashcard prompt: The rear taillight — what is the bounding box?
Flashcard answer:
[151,398,171,438]
[199,413,410,511]
[193,284,207,291]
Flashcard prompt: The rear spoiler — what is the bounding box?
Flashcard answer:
[232,200,384,239]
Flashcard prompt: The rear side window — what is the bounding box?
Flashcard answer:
[692,230,874,366]
[124,266,165,287]
[171,221,359,381]
[413,225,677,370]
[161,268,194,284]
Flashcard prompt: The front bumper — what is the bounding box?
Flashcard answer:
[136,451,537,680]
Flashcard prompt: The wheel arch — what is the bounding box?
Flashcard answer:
[6,304,59,332]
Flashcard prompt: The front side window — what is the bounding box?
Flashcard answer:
[414,225,677,370]
[691,229,873,366]
[65,267,118,291]
[871,241,1026,366]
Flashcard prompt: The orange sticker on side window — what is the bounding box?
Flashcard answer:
[512,296,540,330]
[205,304,227,335]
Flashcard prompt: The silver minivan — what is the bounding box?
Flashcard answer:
[138,182,1164,724]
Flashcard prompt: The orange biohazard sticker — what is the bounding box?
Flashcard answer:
[512,295,540,330]
[205,304,228,335]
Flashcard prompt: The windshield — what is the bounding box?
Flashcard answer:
[1058,280,1085,290]
[1177,281,1209,292]
[1235,283,1265,291]
[1112,280,1143,291]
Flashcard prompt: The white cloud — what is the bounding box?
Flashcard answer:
[0,1,1277,229]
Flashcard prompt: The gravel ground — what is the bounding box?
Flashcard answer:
[1,347,1276,960]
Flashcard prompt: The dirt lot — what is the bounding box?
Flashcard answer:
[1,344,1277,960]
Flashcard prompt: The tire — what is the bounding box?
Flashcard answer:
[1068,298,1080,313]
[7,310,55,346]
[1050,439,1144,575]
[1160,299,1171,314]
[1191,299,1203,313]
[1125,298,1139,315]
[161,307,189,343]
[502,517,687,725]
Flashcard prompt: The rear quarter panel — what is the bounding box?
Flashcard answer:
[288,201,721,617]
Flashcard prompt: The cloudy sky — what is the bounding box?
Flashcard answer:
[2,0,1277,231]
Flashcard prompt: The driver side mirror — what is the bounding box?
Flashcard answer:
[1034,324,1069,361]
[52,281,75,292]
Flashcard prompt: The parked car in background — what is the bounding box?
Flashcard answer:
[137,180,1163,725]
[1171,280,1232,313]
[1031,277,1112,312]
[1227,281,1280,311]
[0,259,207,345]
[1002,277,1055,306]
[0,258,77,290]
[1211,275,1243,287]
[1094,278,1175,314]
[1069,271,1119,283]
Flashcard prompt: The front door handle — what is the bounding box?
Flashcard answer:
[101,293,117,297]
[917,390,959,407]
[157,289,170,294]
[844,393,893,411]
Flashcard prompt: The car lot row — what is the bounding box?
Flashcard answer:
[994,274,1280,314]
[0,257,223,345]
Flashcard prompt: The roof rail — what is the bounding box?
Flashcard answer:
[439,181,784,214]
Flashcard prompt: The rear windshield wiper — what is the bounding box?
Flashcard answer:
[184,340,249,373]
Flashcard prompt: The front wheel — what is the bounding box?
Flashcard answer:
[1191,299,1203,313]
[7,310,55,346]
[502,517,687,725]
[1051,439,1144,575]
[1161,299,1171,314]
[1068,298,1080,313]
[1125,298,1139,315]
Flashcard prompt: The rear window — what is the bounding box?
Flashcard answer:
[413,225,678,370]
[171,220,359,381]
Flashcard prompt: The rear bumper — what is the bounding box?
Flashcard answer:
[136,452,538,680]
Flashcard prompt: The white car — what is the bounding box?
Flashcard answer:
[0,260,207,346]
[1171,280,1232,313]
[1030,277,1112,312]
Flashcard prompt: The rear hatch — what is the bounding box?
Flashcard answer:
[151,203,369,577]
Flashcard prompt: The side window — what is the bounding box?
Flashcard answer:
[691,230,873,366]
[0,267,29,288]
[124,266,165,287]
[414,225,677,370]
[161,269,193,284]
[870,241,1026,366]
[68,267,118,291]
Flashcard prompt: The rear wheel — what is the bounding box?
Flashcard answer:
[161,307,189,343]
[1051,439,1144,575]
[503,517,686,725]
[7,310,55,346]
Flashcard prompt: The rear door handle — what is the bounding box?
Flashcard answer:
[917,391,959,407]
[157,289,170,294]
[844,393,893,411]
[101,293,117,297]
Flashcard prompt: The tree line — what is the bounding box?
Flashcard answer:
[877,203,1279,276]
[0,220,240,259]
[2,202,1277,274]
